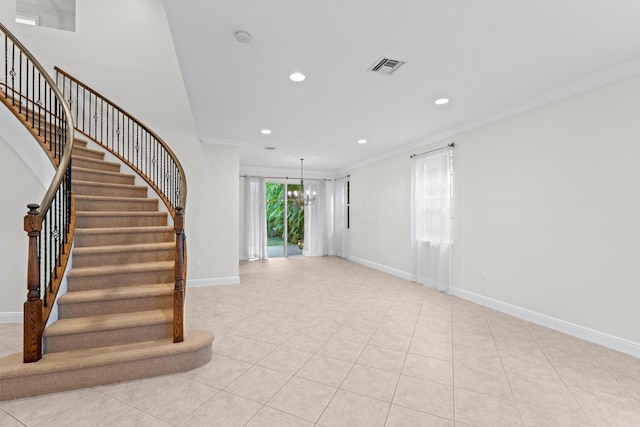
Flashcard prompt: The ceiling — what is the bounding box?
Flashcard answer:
[163,0,640,174]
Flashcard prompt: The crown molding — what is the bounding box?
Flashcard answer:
[337,59,640,176]
[199,136,242,146]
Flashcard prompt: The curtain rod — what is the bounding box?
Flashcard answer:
[410,142,454,159]
[240,175,332,181]
[334,174,350,181]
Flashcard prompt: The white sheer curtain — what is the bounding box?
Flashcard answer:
[303,180,328,256]
[411,147,453,291]
[245,176,267,260]
[334,177,349,258]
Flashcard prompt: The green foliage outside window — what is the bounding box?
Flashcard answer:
[266,183,304,245]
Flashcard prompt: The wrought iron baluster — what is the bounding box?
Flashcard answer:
[100,98,104,143]
[10,43,15,105]
[93,92,98,140]
[26,57,30,123]
[18,50,22,112]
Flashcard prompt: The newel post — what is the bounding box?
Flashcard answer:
[23,204,43,362]
[173,206,185,343]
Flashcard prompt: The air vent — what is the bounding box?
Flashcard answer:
[368,57,405,75]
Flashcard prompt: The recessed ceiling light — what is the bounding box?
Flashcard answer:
[435,98,450,105]
[260,129,272,135]
[358,139,367,144]
[289,72,306,82]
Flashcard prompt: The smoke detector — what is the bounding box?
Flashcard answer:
[368,57,405,75]
[234,30,252,44]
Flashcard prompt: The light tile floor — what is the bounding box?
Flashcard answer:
[1,256,640,426]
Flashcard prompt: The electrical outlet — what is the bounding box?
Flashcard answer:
[481,272,487,281]
[196,259,201,268]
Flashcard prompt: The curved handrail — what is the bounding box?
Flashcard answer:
[1,22,75,362]
[1,24,74,212]
[54,67,188,343]
[54,67,187,213]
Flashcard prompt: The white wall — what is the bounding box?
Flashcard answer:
[348,72,640,348]
[0,0,239,294]
[0,135,47,316]
[349,153,411,276]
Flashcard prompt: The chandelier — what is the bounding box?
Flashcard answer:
[288,158,316,206]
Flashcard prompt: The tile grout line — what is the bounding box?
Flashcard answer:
[309,284,390,424]
[521,319,595,423]
[383,289,427,426]
[482,306,526,426]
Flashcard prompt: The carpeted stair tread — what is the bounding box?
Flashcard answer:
[75,225,173,236]
[0,330,214,400]
[75,211,168,228]
[72,166,135,185]
[67,260,174,278]
[58,283,173,305]
[44,308,172,337]
[72,155,121,172]
[73,226,174,247]
[75,195,156,202]
[72,241,175,267]
[73,242,175,256]
[57,283,174,318]
[73,180,148,198]
[76,211,167,217]
[72,145,104,160]
[75,195,159,212]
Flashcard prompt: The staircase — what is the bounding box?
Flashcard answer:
[0,137,213,401]
[0,23,213,401]
[45,138,176,353]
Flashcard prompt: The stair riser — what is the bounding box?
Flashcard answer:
[73,157,121,172]
[58,296,173,318]
[73,147,104,160]
[74,184,148,198]
[67,269,174,291]
[73,169,134,185]
[74,230,174,247]
[73,248,175,268]
[75,198,159,212]
[44,322,172,353]
[76,214,167,228]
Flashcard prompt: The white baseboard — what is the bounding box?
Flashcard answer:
[451,287,640,358]
[187,276,240,288]
[0,312,22,324]
[347,255,412,281]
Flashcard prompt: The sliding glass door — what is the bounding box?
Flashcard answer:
[266,182,304,257]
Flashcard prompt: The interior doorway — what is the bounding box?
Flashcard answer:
[266,182,304,257]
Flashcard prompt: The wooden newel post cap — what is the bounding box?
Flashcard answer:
[174,206,184,231]
[24,204,41,233]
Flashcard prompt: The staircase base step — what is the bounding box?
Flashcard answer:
[0,330,213,401]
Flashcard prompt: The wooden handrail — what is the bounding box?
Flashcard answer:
[1,22,76,362]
